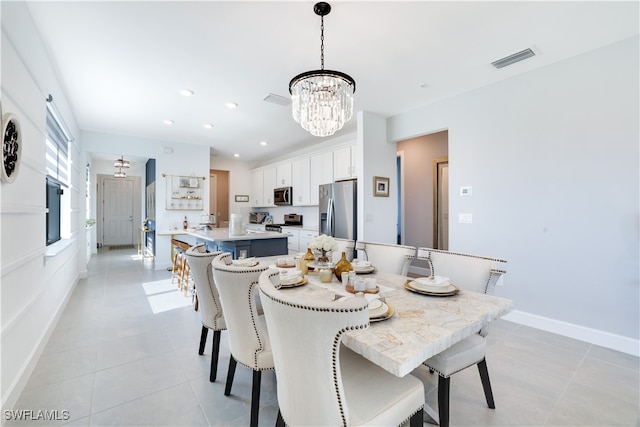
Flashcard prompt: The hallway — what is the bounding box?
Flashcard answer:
[8,248,639,426]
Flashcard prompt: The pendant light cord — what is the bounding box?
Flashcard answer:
[320,15,325,70]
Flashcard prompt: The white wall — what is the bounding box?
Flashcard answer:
[1,2,84,410]
[387,36,640,352]
[358,112,398,243]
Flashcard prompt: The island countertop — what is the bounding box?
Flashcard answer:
[186,228,289,242]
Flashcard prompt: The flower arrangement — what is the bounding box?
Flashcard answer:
[308,234,337,252]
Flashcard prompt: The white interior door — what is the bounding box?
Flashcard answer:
[103,177,135,245]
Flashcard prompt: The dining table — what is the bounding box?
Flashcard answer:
[254,255,514,423]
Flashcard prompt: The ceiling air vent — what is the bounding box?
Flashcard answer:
[263,93,291,106]
[491,48,536,69]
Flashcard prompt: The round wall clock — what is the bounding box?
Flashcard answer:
[2,112,22,183]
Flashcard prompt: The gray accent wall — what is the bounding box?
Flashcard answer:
[388,36,639,347]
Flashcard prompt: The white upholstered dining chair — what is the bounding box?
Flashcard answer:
[415,247,507,427]
[258,269,425,427]
[183,244,223,382]
[355,240,416,276]
[211,253,271,427]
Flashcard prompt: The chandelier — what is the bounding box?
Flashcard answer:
[114,156,130,168]
[114,155,128,178]
[289,2,355,137]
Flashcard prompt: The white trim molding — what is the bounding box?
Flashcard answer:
[504,310,639,357]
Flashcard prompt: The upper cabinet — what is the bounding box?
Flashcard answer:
[276,163,292,187]
[333,145,357,181]
[251,166,277,207]
[292,157,311,205]
[250,142,355,207]
[262,166,277,206]
[310,152,333,205]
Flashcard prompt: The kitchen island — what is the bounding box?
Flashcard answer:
[186,228,288,259]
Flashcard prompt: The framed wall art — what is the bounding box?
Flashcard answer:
[373,176,389,197]
[2,112,22,183]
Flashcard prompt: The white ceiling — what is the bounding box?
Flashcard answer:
[25,1,639,164]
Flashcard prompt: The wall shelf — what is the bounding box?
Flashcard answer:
[163,174,205,210]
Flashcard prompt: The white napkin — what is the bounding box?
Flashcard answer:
[415,276,450,287]
[279,270,302,285]
[233,258,257,267]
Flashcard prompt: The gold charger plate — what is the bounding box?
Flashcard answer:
[276,263,296,268]
[280,277,308,288]
[370,302,395,322]
[403,281,459,297]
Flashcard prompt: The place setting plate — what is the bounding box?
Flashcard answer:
[369,299,395,322]
[353,265,376,274]
[279,276,308,288]
[404,276,459,296]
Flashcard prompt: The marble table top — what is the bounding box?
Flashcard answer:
[259,256,514,378]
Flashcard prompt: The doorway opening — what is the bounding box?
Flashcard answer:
[210,169,229,228]
[97,174,142,247]
[433,158,449,250]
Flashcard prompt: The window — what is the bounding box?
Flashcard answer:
[46,177,62,245]
[45,101,71,246]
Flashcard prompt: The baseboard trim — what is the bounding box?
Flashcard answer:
[503,310,639,357]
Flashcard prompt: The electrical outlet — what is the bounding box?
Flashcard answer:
[460,186,472,196]
[458,213,472,224]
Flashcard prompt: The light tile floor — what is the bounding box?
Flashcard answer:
[8,248,639,426]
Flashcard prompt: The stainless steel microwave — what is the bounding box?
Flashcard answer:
[274,187,293,205]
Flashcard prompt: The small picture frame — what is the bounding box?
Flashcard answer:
[373,176,389,197]
[235,194,249,202]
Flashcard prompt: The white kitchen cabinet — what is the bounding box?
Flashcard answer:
[262,166,277,206]
[251,167,277,207]
[281,227,300,254]
[298,229,319,252]
[310,152,333,205]
[333,145,357,181]
[276,163,292,187]
[251,169,264,206]
[291,157,311,205]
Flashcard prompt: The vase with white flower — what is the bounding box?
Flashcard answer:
[308,234,337,266]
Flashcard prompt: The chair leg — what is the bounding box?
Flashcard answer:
[438,376,450,427]
[199,326,208,355]
[250,370,262,427]
[194,294,199,311]
[210,330,221,383]
[275,409,285,427]
[224,357,237,396]
[477,358,495,409]
[409,409,423,427]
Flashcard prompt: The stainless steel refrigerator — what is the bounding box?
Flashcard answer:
[319,180,357,240]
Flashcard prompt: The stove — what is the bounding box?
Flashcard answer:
[265,214,303,232]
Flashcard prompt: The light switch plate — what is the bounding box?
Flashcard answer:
[459,213,472,224]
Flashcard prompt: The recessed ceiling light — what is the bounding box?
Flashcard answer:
[233,153,240,157]
[180,89,194,96]
[260,141,268,146]
[203,123,214,129]
[163,119,174,125]
[225,102,238,109]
